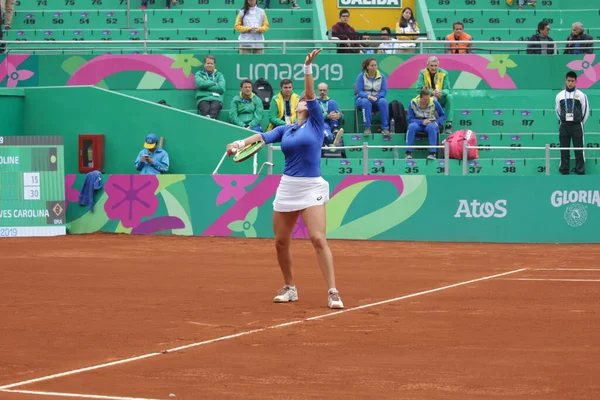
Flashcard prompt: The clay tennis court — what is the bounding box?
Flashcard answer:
[1,235,599,400]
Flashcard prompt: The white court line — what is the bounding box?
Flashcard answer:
[502,278,600,282]
[0,388,160,400]
[0,268,526,391]
[531,268,600,271]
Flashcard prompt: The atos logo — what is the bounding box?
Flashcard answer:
[461,110,471,115]
[373,160,384,166]
[479,135,489,140]
[455,199,508,219]
[493,110,504,115]
[511,135,521,141]
[339,160,351,166]
[504,160,515,166]
[520,110,531,116]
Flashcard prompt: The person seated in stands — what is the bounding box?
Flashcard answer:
[406,87,446,161]
[331,9,361,54]
[135,133,170,175]
[267,79,300,131]
[355,58,390,137]
[1,0,15,29]
[234,0,270,55]
[264,0,300,9]
[317,82,344,147]
[526,21,556,55]
[395,6,420,54]
[229,79,265,132]
[194,55,226,119]
[564,22,594,55]
[444,22,473,54]
[415,56,453,134]
[360,34,376,54]
[378,27,401,54]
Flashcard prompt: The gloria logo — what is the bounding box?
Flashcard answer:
[550,190,599,227]
[454,199,508,219]
[338,0,401,8]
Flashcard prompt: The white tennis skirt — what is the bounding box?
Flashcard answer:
[273,175,330,212]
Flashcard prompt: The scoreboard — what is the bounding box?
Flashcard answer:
[0,136,66,238]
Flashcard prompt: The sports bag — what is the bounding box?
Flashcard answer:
[443,129,479,160]
[253,78,274,110]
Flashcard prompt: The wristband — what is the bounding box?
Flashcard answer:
[303,64,313,75]
[235,140,246,149]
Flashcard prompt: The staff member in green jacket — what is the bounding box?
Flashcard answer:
[415,56,453,134]
[229,79,265,132]
[194,55,226,119]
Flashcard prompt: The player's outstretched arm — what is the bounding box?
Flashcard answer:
[226,133,264,156]
[303,49,322,101]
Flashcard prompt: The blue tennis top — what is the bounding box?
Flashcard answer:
[260,98,324,178]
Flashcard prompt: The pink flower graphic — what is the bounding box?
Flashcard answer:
[64,174,80,212]
[104,175,159,228]
[567,54,597,82]
[292,215,309,239]
[2,62,35,87]
[213,175,259,206]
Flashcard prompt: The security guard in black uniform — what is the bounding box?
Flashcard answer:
[555,71,590,175]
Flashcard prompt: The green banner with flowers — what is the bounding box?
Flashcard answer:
[2,53,600,91]
[65,173,600,244]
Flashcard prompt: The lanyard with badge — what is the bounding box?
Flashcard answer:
[565,90,575,122]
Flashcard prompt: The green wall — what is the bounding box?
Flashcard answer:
[0,89,25,136]
[21,87,259,175]
[66,173,600,244]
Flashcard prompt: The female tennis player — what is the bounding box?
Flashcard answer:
[226,49,344,309]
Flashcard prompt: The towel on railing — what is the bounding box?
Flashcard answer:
[79,170,103,211]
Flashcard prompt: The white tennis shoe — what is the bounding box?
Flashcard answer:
[328,289,344,309]
[273,285,298,303]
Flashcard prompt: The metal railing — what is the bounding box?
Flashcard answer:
[237,143,596,176]
[1,38,599,55]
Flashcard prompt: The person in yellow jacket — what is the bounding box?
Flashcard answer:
[415,56,454,134]
[395,7,420,54]
[267,79,300,131]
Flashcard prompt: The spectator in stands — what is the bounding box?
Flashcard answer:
[508,0,536,10]
[264,0,300,9]
[229,79,265,132]
[526,21,556,55]
[267,79,300,131]
[135,133,170,175]
[1,0,14,30]
[415,56,453,134]
[355,58,390,137]
[445,22,473,54]
[331,9,361,54]
[555,71,589,175]
[317,82,344,147]
[378,27,401,54]
[164,0,177,9]
[194,55,226,119]
[406,87,446,161]
[360,34,376,54]
[234,0,270,55]
[564,22,594,55]
[395,6,420,54]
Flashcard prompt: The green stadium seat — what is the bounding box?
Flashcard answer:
[11,10,128,30]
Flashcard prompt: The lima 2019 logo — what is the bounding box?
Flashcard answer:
[550,190,599,227]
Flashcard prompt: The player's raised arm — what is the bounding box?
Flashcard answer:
[302,49,322,101]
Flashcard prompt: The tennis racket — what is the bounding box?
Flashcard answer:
[232,140,265,163]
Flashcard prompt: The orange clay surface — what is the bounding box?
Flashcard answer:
[1,234,599,400]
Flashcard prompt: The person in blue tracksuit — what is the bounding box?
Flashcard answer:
[316,82,344,147]
[355,57,390,137]
[225,49,344,310]
[135,133,170,175]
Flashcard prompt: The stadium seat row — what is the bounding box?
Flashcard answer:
[4,27,311,44]
[267,154,600,176]
[426,0,593,10]
[11,9,313,29]
[336,133,600,159]
[428,9,600,31]
[12,0,309,10]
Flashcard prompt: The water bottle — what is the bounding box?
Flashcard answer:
[390,118,395,133]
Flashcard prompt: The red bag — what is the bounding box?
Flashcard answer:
[443,129,479,160]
